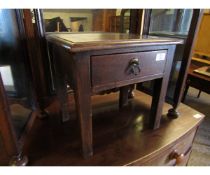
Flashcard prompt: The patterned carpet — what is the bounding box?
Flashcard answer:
[183,87,210,166]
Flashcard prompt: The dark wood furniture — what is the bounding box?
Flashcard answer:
[167,10,204,117]
[140,9,203,118]
[33,9,144,99]
[46,32,182,158]
[182,13,210,100]
[0,9,43,166]
[183,63,210,101]
[0,73,29,166]
[25,91,204,166]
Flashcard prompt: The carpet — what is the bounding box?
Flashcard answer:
[183,87,210,166]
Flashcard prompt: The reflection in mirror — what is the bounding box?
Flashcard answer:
[149,9,193,36]
[162,10,192,100]
[40,9,132,93]
[0,9,33,138]
[140,9,193,102]
[42,9,130,33]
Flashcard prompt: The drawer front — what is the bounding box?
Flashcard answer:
[129,128,196,166]
[91,50,167,88]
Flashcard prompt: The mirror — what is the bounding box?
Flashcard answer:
[139,9,193,103]
[41,9,132,92]
[149,9,193,36]
[0,9,34,138]
[42,9,131,33]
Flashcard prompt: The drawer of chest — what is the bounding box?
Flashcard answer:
[91,50,167,88]
[131,128,197,166]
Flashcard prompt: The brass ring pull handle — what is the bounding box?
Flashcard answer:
[169,150,185,165]
[128,58,141,75]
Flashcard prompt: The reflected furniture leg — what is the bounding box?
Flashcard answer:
[53,46,70,122]
[119,85,130,108]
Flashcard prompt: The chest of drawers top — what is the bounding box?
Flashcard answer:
[46,32,183,52]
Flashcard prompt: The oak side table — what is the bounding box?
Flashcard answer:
[46,32,182,158]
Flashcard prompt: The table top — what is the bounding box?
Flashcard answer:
[28,91,204,165]
[188,63,210,82]
[46,32,183,52]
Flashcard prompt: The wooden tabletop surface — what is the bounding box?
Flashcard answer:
[188,63,210,82]
[24,91,204,165]
[46,32,183,52]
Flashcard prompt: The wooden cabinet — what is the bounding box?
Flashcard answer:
[46,32,182,158]
[0,9,204,166]
[92,10,116,32]
[0,9,41,166]
[25,91,204,166]
[131,127,196,166]
[109,16,130,32]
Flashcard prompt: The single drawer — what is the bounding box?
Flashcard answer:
[130,128,196,166]
[91,50,167,88]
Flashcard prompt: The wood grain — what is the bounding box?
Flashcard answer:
[91,50,167,89]
[46,32,183,52]
[47,32,181,158]
[24,91,204,166]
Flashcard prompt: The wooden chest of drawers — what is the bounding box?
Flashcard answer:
[27,91,204,166]
[130,127,196,166]
[46,32,182,158]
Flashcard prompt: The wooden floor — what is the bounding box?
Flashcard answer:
[22,91,204,166]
